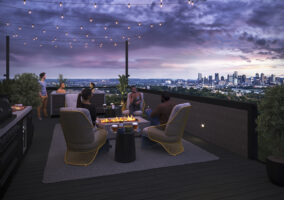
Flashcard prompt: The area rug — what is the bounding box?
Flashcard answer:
[42,124,219,183]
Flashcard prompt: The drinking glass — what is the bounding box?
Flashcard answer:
[132,122,138,132]
[111,124,118,133]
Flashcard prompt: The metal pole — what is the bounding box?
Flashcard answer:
[125,40,128,85]
[5,35,10,80]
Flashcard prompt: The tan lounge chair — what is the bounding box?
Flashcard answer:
[60,107,107,166]
[142,103,191,156]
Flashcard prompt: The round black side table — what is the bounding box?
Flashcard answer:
[115,131,136,163]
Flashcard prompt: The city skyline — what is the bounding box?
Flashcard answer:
[0,0,284,79]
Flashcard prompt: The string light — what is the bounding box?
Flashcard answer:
[110,38,113,41]
[91,39,95,42]
[23,0,26,5]
[56,25,60,30]
[6,23,10,26]
[127,26,131,30]
[65,32,68,36]
[24,42,27,45]
[104,35,108,39]
[160,2,163,8]
[115,20,119,25]
[28,10,32,14]
[114,42,117,47]
[54,45,58,48]
[73,38,77,42]
[61,15,64,19]
[104,26,107,30]
[159,22,163,26]
[94,3,97,8]
[99,43,103,48]
[150,24,154,28]
[18,26,22,30]
[80,26,83,30]
[40,44,43,47]
[54,37,57,41]
[138,22,142,26]
[128,3,131,8]
[31,24,35,28]
[59,2,63,7]
[86,34,89,38]
[138,35,142,39]
[122,36,126,39]
[42,29,46,33]
[89,18,94,23]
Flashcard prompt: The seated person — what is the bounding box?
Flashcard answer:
[56,82,66,94]
[145,93,175,128]
[90,82,96,93]
[76,88,97,125]
[129,86,142,115]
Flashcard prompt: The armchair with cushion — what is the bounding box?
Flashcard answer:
[60,107,107,166]
[142,103,191,156]
[65,93,79,108]
[122,92,144,116]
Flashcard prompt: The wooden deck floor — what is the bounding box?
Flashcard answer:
[2,114,284,200]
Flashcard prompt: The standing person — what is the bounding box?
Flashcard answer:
[129,86,142,115]
[37,72,48,120]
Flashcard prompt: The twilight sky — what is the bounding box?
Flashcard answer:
[0,0,284,79]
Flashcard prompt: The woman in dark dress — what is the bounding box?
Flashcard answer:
[76,88,97,125]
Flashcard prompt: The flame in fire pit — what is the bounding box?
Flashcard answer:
[100,115,137,123]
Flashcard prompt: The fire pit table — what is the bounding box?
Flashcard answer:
[96,116,150,139]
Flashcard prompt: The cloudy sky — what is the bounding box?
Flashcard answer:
[0,0,283,79]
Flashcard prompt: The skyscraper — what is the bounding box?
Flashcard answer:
[198,73,202,81]
[215,73,219,83]
[261,73,265,83]
[209,75,213,84]
[233,71,238,79]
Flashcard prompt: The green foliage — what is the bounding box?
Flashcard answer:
[10,73,41,108]
[117,74,128,102]
[257,85,284,160]
[106,94,121,105]
[57,74,67,86]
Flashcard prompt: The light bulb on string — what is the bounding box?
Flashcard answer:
[86,34,89,38]
[73,38,77,42]
[94,3,97,8]
[54,45,58,48]
[128,37,131,40]
[138,22,142,26]
[56,25,60,30]
[114,42,117,47]
[159,22,163,26]
[104,35,108,39]
[80,26,83,30]
[18,26,22,30]
[23,0,26,5]
[110,38,113,41]
[24,42,27,46]
[40,44,43,47]
[122,36,126,39]
[89,18,94,23]
[150,24,154,28]
[128,3,131,8]
[127,26,131,30]
[31,24,35,28]
[65,32,69,36]
[61,15,64,19]
[115,20,119,25]
[160,2,163,8]
[54,37,57,41]
[59,2,63,7]
[6,22,10,26]
[104,26,107,30]
[138,35,142,39]
[70,46,73,49]
[42,29,46,33]
[28,10,32,14]
[91,39,95,42]
[99,43,103,48]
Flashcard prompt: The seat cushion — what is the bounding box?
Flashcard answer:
[146,126,179,143]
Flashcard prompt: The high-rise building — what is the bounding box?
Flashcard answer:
[228,75,233,83]
[198,73,202,81]
[215,73,219,83]
[271,74,276,83]
[261,73,265,83]
[221,76,225,81]
[255,73,260,79]
[233,71,238,79]
[241,75,246,83]
[209,75,213,84]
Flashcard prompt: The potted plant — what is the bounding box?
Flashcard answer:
[117,74,128,111]
[257,85,284,186]
[10,73,41,108]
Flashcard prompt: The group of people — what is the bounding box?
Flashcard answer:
[37,72,97,120]
[37,72,175,128]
